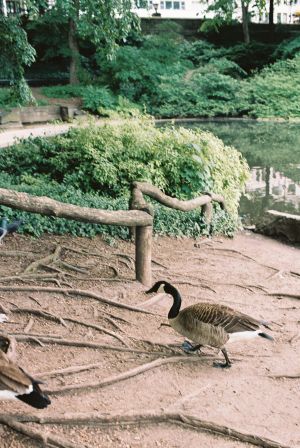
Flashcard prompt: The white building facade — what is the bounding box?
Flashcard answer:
[1,0,300,23]
[132,0,300,23]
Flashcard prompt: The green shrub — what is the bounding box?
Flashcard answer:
[0,117,249,222]
[40,83,140,117]
[41,84,85,99]
[272,36,300,60]
[82,85,117,113]
[241,55,300,118]
[180,40,274,73]
[152,72,242,118]
[96,33,192,104]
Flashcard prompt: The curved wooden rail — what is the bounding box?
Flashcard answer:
[0,188,153,227]
[0,184,225,287]
[131,182,225,213]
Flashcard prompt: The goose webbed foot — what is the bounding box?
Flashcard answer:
[213,348,232,368]
[182,340,202,354]
[213,360,232,369]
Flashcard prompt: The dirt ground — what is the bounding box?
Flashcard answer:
[0,231,299,448]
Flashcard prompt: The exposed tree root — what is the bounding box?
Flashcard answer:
[9,411,289,448]
[45,356,209,395]
[12,307,130,347]
[11,332,63,339]
[37,361,105,379]
[24,245,62,274]
[164,269,268,294]
[23,317,34,333]
[0,286,155,314]
[268,293,300,300]
[0,415,91,448]
[0,250,37,258]
[204,248,282,276]
[62,245,107,258]
[13,335,168,356]
[13,308,68,328]
[269,373,300,379]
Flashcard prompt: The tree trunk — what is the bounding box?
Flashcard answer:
[135,225,152,287]
[269,0,274,25]
[241,0,250,44]
[68,17,80,85]
[2,0,8,16]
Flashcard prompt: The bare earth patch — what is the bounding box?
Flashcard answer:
[0,231,299,447]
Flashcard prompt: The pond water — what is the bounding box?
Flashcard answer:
[182,120,300,225]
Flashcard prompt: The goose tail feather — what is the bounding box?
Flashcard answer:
[259,332,274,341]
[17,381,51,409]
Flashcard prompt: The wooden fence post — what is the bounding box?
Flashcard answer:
[135,225,152,287]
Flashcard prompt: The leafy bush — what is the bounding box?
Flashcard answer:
[0,88,18,109]
[41,84,140,116]
[241,55,300,118]
[96,32,192,104]
[180,40,274,73]
[272,36,300,60]
[0,117,249,222]
[152,72,242,118]
[41,84,85,99]
[82,85,117,113]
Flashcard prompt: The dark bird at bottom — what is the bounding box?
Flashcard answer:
[0,349,51,409]
[146,280,274,368]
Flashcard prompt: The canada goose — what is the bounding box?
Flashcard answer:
[146,280,273,368]
[0,348,51,409]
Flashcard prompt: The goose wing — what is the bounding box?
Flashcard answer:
[180,303,262,334]
[0,353,32,394]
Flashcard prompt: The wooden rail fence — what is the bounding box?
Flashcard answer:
[0,184,225,286]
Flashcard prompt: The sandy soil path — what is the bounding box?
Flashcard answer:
[0,231,299,448]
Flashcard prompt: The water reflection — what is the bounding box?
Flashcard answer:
[241,166,300,225]
[179,120,300,224]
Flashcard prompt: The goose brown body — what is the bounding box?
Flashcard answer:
[146,281,273,368]
[169,302,263,349]
[0,346,51,408]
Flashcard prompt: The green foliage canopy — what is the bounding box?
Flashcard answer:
[0,16,36,105]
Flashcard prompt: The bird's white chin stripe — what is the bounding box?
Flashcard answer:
[227,330,260,343]
[157,284,165,293]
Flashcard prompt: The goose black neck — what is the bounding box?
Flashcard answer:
[166,284,182,319]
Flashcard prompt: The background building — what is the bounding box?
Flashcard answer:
[132,0,300,23]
